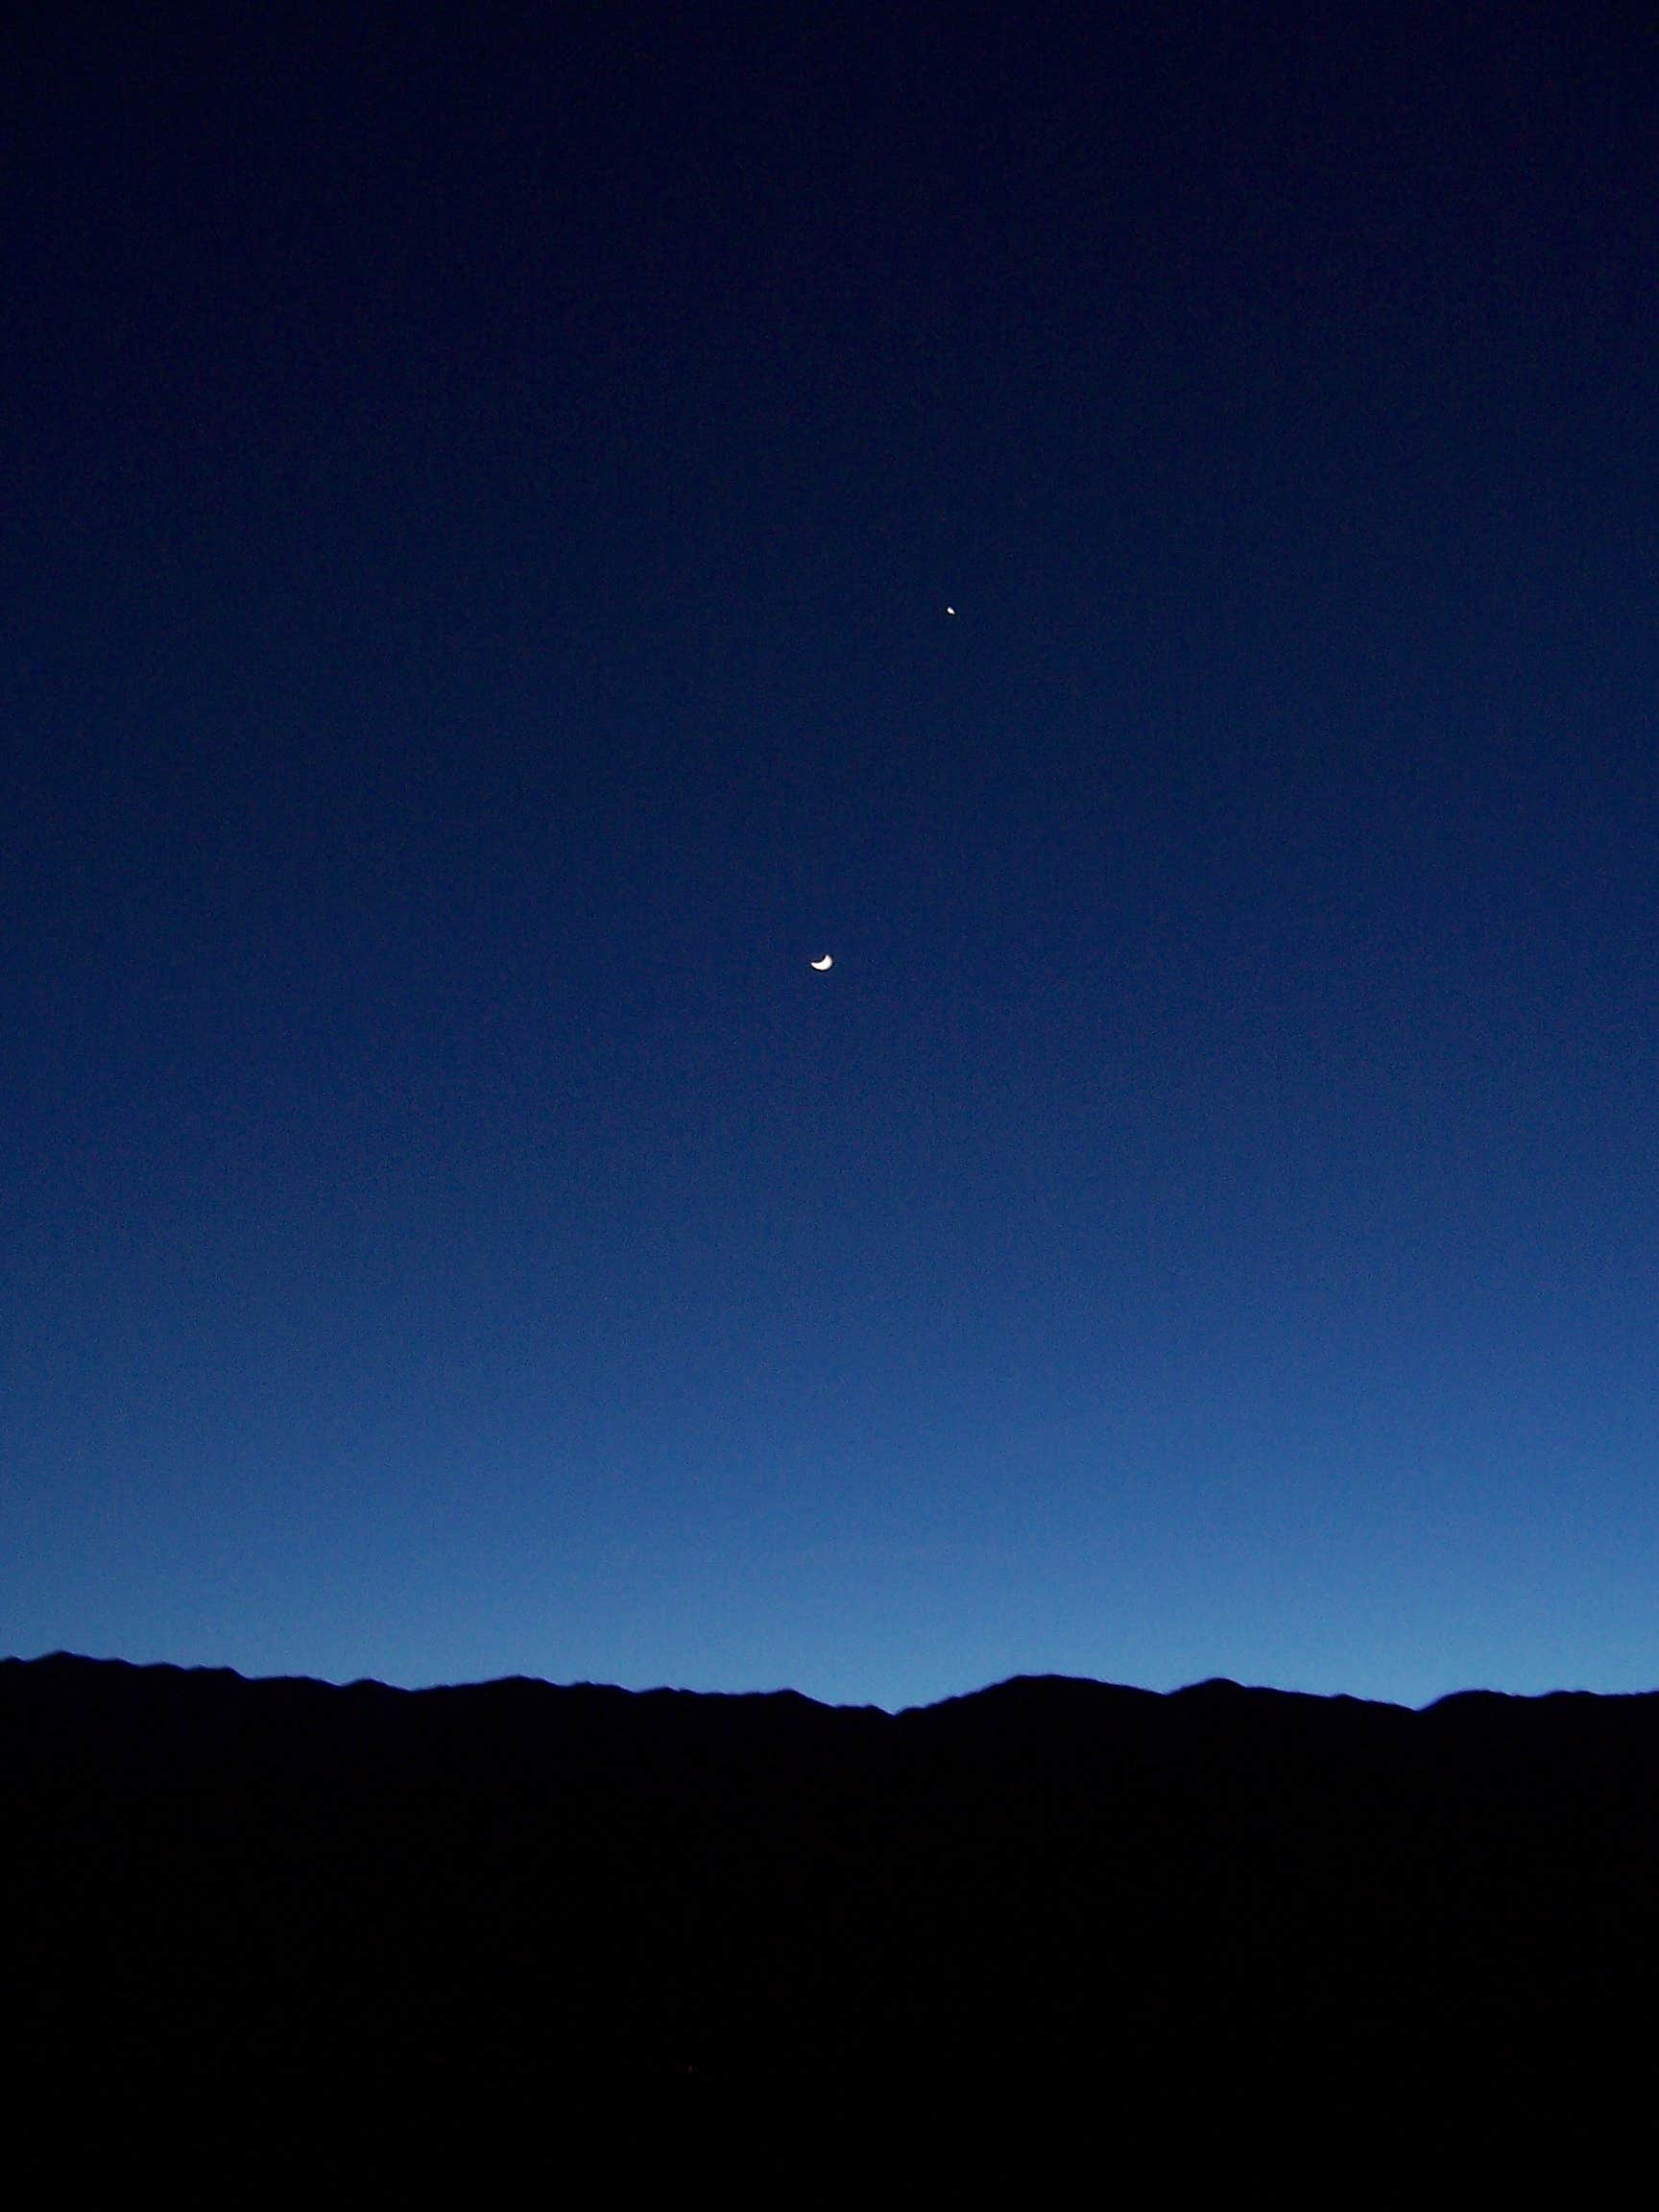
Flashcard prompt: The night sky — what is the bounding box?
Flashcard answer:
[8,4,1659,1710]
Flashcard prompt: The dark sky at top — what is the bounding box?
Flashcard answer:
[6,3,1658,1707]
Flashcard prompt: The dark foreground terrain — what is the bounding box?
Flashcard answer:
[5,1653,1656,2188]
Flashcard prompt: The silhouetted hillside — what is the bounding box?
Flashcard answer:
[5,1654,1656,2186]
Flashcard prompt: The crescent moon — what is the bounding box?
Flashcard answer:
[810,954,833,971]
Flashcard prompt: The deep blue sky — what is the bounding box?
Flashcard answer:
[7,3,1658,1709]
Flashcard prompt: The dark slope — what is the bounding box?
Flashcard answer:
[6,1655,1658,2177]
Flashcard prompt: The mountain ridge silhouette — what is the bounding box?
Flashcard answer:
[6,1650,1655,2185]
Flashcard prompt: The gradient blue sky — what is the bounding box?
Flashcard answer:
[7,3,1659,1710]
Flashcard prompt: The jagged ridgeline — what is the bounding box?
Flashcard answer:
[6,1654,1658,2176]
